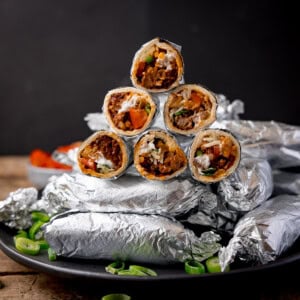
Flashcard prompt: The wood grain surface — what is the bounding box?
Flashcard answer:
[1,156,300,299]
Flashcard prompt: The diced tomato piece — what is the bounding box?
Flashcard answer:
[191,91,202,106]
[129,108,148,129]
[79,157,96,171]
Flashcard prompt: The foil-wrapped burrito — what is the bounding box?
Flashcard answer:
[38,172,211,217]
[217,157,273,212]
[44,211,221,264]
[77,130,131,179]
[102,87,157,137]
[130,37,184,93]
[184,157,273,230]
[219,194,300,271]
[163,84,217,136]
[212,120,300,168]
[273,169,300,195]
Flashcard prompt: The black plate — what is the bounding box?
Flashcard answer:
[1,222,300,282]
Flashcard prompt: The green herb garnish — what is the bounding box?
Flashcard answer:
[201,167,217,176]
[174,109,189,116]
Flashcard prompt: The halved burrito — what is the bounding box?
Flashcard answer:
[164,84,217,135]
[77,131,130,179]
[103,87,156,137]
[130,38,184,93]
[189,129,241,183]
[134,130,187,180]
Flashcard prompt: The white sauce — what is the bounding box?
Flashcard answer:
[118,94,140,113]
[194,154,210,172]
[96,155,114,169]
[156,52,176,71]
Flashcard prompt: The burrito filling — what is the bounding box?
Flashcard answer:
[108,92,152,131]
[168,89,213,130]
[136,47,178,89]
[193,133,238,178]
[138,138,186,176]
[79,136,122,174]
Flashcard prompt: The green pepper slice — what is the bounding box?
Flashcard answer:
[105,261,125,275]
[28,220,45,240]
[201,167,217,176]
[129,265,157,276]
[174,109,189,116]
[145,55,153,64]
[205,256,229,273]
[48,247,57,261]
[15,237,40,255]
[36,239,50,249]
[31,211,50,222]
[102,294,131,300]
[185,260,206,275]
[117,269,148,276]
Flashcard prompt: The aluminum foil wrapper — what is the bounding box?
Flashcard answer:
[36,172,213,217]
[217,157,273,212]
[0,188,38,229]
[212,120,300,168]
[44,211,221,264]
[273,169,300,195]
[52,147,80,170]
[219,194,300,271]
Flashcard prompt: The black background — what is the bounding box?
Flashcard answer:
[0,0,299,154]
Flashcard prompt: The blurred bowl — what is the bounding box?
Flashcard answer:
[27,163,72,189]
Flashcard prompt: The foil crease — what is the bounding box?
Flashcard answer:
[44,211,221,264]
[219,195,300,271]
[37,172,212,217]
[212,120,300,168]
[218,157,273,212]
[0,188,38,229]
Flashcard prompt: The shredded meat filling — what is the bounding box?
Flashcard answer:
[80,136,122,172]
[139,138,185,176]
[194,135,238,177]
[108,92,150,131]
[136,47,178,89]
[169,90,212,130]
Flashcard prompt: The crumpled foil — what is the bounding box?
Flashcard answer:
[184,157,273,231]
[219,194,300,271]
[212,120,300,168]
[273,170,300,195]
[36,172,214,217]
[44,211,221,264]
[51,148,79,169]
[0,188,38,229]
[217,157,273,212]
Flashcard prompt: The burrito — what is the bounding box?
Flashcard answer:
[189,129,241,183]
[164,84,217,135]
[134,129,187,180]
[77,131,130,179]
[103,87,156,137]
[130,37,184,93]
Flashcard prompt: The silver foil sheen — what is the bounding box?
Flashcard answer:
[219,195,300,271]
[37,172,213,217]
[44,211,221,264]
[0,188,38,229]
[218,157,273,212]
[212,120,300,168]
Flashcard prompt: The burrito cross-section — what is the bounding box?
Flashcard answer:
[134,129,187,180]
[77,130,130,179]
[130,37,184,93]
[189,129,241,183]
[164,84,217,135]
[103,87,157,137]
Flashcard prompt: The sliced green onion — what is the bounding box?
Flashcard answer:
[28,220,45,240]
[117,269,148,276]
[15,237,40,255]
[201,167,217,176]
[185,260,206,275]
[196,149,203,156]
[48,247,57,261]
[101,294,131,300]
[205,256,229,273]
[36,239,49,249]
[14,230,28,242]
[31,211,50,222]
[105,261,125,275]
[129,265,157,276]
[174,109,189,116]
[145,103,151,115]
[145,55,153,64]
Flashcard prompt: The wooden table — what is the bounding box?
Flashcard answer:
[1,156,300,299]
